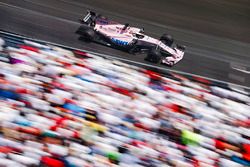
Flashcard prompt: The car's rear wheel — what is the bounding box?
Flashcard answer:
[144,49,161,63]
[76,26,95,41]
[160,34,174,47]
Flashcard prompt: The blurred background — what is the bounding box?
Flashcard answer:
[0,0,250,166]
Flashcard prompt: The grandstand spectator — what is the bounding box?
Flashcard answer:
[0,36,249,166]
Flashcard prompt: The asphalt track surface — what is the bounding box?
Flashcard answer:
[0,0,250,87]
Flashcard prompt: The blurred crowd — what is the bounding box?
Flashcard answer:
[0,36,249,167]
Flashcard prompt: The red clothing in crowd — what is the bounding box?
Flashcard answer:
[19,45,39,53]
[41,156,65,167]
[214,139,226,150]
[144,70,161,81]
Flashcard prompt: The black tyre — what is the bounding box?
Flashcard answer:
[160,34,174,47]
[144,49,161,63]
[76,26,95,41]
[128,46,139,54]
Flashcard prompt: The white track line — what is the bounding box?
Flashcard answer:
[232,67,250,74]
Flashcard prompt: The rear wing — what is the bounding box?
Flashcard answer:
[79,10,97,25]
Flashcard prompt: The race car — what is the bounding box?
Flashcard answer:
[76,11,186,67]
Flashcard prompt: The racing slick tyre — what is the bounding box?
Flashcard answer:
[144,49,161,63]
[160,34,174,47]
[128,45,141,54]
[76,26,95,41]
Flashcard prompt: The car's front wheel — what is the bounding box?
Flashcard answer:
[144,49,161,63]
[160,34,174,47]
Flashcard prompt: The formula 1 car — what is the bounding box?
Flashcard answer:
[76,11,186,67]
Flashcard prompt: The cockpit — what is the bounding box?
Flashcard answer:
[133,33,145,39]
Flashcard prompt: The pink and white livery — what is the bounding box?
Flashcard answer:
[76,11,186,67]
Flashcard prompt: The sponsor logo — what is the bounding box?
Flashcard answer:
[111,38,129,45]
